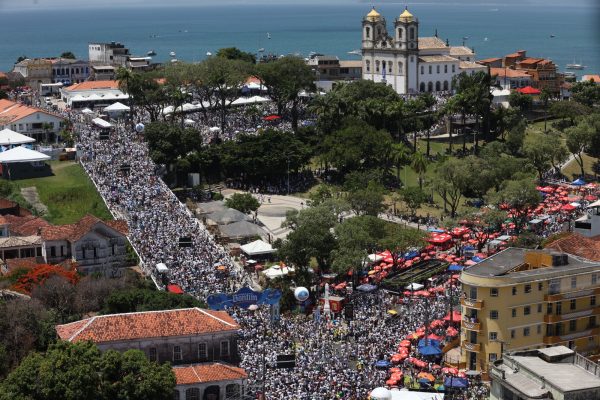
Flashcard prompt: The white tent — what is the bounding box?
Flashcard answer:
[368,253,383,263]
[104,102,130,112]
[184,119,195,126]
[263,265,295,280]
[92,118,113,129]
[0,146,50,163]
[240,239,275,256]
[81,108,94,115]
[231,96,271,106]
[0,129,36,146]
[404,283,424,291]
[156,263,169,273]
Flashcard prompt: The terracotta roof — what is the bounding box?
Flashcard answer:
[0,198,19,210]
[490,67,532,78]
[40,214,127,241]
[506,51,526,58]
[545,233,600,261]
[449,46,474,56]
[418,37,447,50]
[0,72,6,79]
[459,61,487,70]
[173,363,247,385]
[64,80,119,91]
[582,75,600,84]
[5,214,51,236]
[479,57,502,64]
[56,308,240,343]
[419,55,458,63]
[519,58,544,65]
[0,235,42,249]
[0,99,63,125]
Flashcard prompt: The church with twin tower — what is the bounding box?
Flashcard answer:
[361,7,486,95]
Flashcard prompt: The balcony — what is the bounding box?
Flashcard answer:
[543,327,600,345]
[462,318,481,331]
[462,341,481,353]
[545,287,600,302]
[544,306,600,323]
[461,298,484,310]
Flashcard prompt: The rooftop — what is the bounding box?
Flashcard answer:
[545,233,600,261]
[56,308,240,343]
[418,37,447,50]
[40,214,128,242]
[0,99,62,125]
[461,247,600,283]
[449,46,474,56]
[419,55,458,63]
[0,235,42,249]
[64,80,119,91]
[339,60,363,68]
[490,67,532,78]
[4,214,51,236]
[582,74,600,83]
[173,363,247,385]
[459,61,487,70]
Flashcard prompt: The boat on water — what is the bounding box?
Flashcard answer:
[347,49,362,56]
[550,34,556,38]
[566,63,585,70]
[147,50,157,56]
[169,51,176,58]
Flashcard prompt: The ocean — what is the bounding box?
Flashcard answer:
[0,1,599,76]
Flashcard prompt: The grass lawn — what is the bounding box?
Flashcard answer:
[562,154,598,181]
[12,161,113,225]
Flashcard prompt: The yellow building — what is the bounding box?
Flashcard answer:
[459,247,600,372]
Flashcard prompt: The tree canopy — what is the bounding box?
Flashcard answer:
[224,193,260,214]
[216,47,256,64]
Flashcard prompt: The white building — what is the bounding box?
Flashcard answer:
[88,42,131,67]
[0,99,64,140]
[361,7,486,94]
[60,80,129,109]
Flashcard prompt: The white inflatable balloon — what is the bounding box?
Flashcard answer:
[135,123,145,133]
[294,286,309,302]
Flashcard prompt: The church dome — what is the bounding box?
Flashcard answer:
[399,7,414,22]
[365,7,382,22]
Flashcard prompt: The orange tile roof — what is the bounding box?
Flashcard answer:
[64,80,119,91]
[490,67,532,78]
[0,99,62,125]
[56,308,240,343]
[583,75,600,83]
[0,72,6,79]
[40,214,128,241]
[173,363,247,385]
[519,58,544,64]
[4,214,51,236]
[479,58,502,63]
[545,233,600,261]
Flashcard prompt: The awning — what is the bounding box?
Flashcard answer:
[0,129,36,146]
[516,86,541,95]
[0,146,50,163]
[240,239,275,256]
[92,118,113,129]
[104,102,130,112]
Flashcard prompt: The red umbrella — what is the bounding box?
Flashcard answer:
[516,86,541,95]
[443,310,462,322]
[399,340,412,347]
[386,378,398,386]
[263,115,281,121]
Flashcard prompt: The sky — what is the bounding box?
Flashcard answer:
[0,0,597,10]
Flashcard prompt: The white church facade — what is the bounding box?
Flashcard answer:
[361,7,487,95]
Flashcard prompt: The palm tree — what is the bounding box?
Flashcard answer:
[410,151,428,189]
[115,67,137,123]
[390,142,410,185]
[540,88,552,133]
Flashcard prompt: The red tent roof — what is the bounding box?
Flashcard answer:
[516,86,541,95]
[167,284,184,294]
[263,115,281,121]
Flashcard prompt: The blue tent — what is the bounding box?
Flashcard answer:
[418,338,441,348]
[448,264,463,272]
[444,377,469,388]
[419,344,442,356]
[463,245,475,251]
[572,178,586,186]
[404,251,419,260]
[375,360,391,368]
[427,227,445,233]
[471,256,483,263]
[356,284,377,293]
[418,378,432,385]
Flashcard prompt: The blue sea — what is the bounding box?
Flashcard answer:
[0,1,599,76]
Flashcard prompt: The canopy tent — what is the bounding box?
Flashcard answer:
[368,253,384,263]
[444,377,468,388]
[356,283,377,292]
[231,96,271,106]
[92,118,113,129]
[240,239,275,256]
[156,263,169,273]
[81,108,94,115]
[516,86,541,95]
[405,283,424,291]
[262,265,295,279]
[184,119,196,126]
[219,220,266,240]
[419,344,442,356]
[448,264,463,272]
[0,146,50,163]
[104,102,130,112]
[263,115,281,121]
[207,208,251,225]
[572,178,586,186]
[0,129,36,146]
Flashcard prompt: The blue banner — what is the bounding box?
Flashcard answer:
[207,287,282,310]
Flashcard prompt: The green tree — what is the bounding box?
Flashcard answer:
[410,151,428,189]
[508,91,533,113]
[431,158,470,218]
[486,176,541,233]
[0,90,7,100]
[505,118,526,155]
[347,181,386,216]
[571,80,600,107]
[255,56,315,131]
[216,47,256,64]
[461,208,507,252]
[60,51,76,59]
[101,288,205,314]
[549,100,590,126]
[583,113,600,158]
[523,131,567,182]
[0,341,175,400]
[307,184,334,206]
[224,192,260,214]
[400,187,428,216]
[379,225,427,266]
[565,120,593,178]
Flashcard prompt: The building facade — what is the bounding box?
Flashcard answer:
[89,42,131,67]
[49,58,90,85]
[0,99,64,139]
[12,59,53,90]
[459,248,600,372]
[361,7,485,94]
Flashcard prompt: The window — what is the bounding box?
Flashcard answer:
[549,279,561,294]
[512,287,517,296]
[547,303,553,314]
[593,273,598,285]
[365,27,370,38]
[444,65,448,73]
[452,64,456,73]
[375,60,380,73]
[570,299,577,310]
[524,306,531,316]
[569,319,576,332]
[428,65,432,74]
[589,316,597,328]
[523,327,530,337]
[436,65,440,74]
[149,347,157,362]
[220,340,230,357]
[537,325,542,334]
[469,287,477,299]
[398,28,403,40]
[571,276,577,289]
[556,302,562,315]
[489,353,498,362]
[185,388,200,400]
[435,81,441,91]
[490,288,498,297]
[538,282,543,291]
[50,246,56,257]
[592,296,596,306]
[173,390,180,400]
[537,304,542,313]
[398,62,403,75]
[489,332,497,341]
[409,27,415,40]
[366,60,370,72]
[511,309,517,318]
[443,80,449,91]
[490,310,499,320]
[198,343,207,360]
[421,66,424,75]
[173,345,182,362]
[525,284,531,294]
[511,329,516,339]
